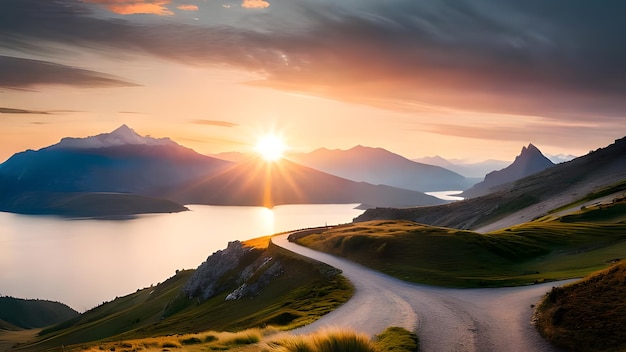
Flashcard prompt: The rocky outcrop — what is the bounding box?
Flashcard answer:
[183,241,253,300]
[226,259,283,300]
[183,241,284,302]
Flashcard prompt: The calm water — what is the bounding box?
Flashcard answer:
[0,204,363,311]
[425,190,465,201]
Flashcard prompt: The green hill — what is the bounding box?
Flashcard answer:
[534,262,626,352]
[0,297,79,329]
[292,197,626,287]
[15,237,352,351]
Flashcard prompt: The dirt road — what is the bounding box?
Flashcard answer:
[272,234,570,352]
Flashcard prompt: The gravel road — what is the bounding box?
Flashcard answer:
[272,234,571,352]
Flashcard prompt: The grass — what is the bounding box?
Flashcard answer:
[52,326,418,352]
[19,237,353,351]
[534,262,626,352]
[293,198,626,287]
[548,179,626,214]
[265,327,418,352]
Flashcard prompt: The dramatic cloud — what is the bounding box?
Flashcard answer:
[241,0,269,9]
[192,119,239,127]
[0,56,137,89]
[0,107,50,114]
[82,0,173,15]
[1,0,625,121]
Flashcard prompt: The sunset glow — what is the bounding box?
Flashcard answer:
[1,0,625,163]
[255,134,287,162]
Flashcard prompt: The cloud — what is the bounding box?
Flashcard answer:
[241,0,269,9]
[177,4,198,11]
[0,56,138,89]
[0,107,50,114]
[1,0,625,123]
[82,0,173,15]
[192,119,239,127]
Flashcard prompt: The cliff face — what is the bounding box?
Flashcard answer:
[182,241,284,302]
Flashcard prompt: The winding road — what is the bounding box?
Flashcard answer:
[272,234,571,352]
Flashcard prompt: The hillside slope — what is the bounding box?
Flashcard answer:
[15,237,352,351]
[170,157,446,208]
[534,262,626,352]
[356,136,626,230]
[0,297,79,329]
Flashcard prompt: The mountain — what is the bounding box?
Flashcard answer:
[0,125,231,195]
[208,151,249,162]
[0,127,443,215]
[462,144,555,198]
[413,156,510,179]
[0,296,79,329]
[0,126,231,215]
[356,136,626,231]
[289,146,471,192]
[170,157,446,208]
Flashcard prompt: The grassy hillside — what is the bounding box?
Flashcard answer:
[534,262,626,352]
[0,297,79,329]
[292,199,626,287]
[16,237,353,351]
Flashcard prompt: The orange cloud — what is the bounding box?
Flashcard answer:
[82,0,173,15]
[177,4,199,11]
[241,0,270,9]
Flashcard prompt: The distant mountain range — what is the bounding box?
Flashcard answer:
[412,156,510,179]
[170,156,444,208]
[0,126,444,216]
[462,143,555,198]
[288,146,473,192]
[356,136,626,231]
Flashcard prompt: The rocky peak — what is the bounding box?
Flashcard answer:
[51,125,174,150]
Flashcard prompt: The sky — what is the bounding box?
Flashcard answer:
[1,0,625,163]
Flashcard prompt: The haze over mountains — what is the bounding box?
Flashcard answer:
[413,156,510,179]
[288,146,473,192]
[0,126,445,215]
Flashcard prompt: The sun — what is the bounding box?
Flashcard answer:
[255,134,287,161]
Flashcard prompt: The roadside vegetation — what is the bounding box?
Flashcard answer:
[60,326,418,352]
[534,262,626,351]
[292,197,626,287]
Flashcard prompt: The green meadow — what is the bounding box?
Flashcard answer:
[292,198,626,287]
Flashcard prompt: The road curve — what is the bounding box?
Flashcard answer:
[272,234,571,352]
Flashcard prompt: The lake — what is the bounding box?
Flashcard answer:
[0,204,363,311]
[425,190,465,201]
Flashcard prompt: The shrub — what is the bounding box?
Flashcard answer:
[180,337,202,345]
[375,327,419,351]
[204,335,218,343]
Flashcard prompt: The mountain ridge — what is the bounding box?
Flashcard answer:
[289,145,472,192]
[462,143,555,198]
